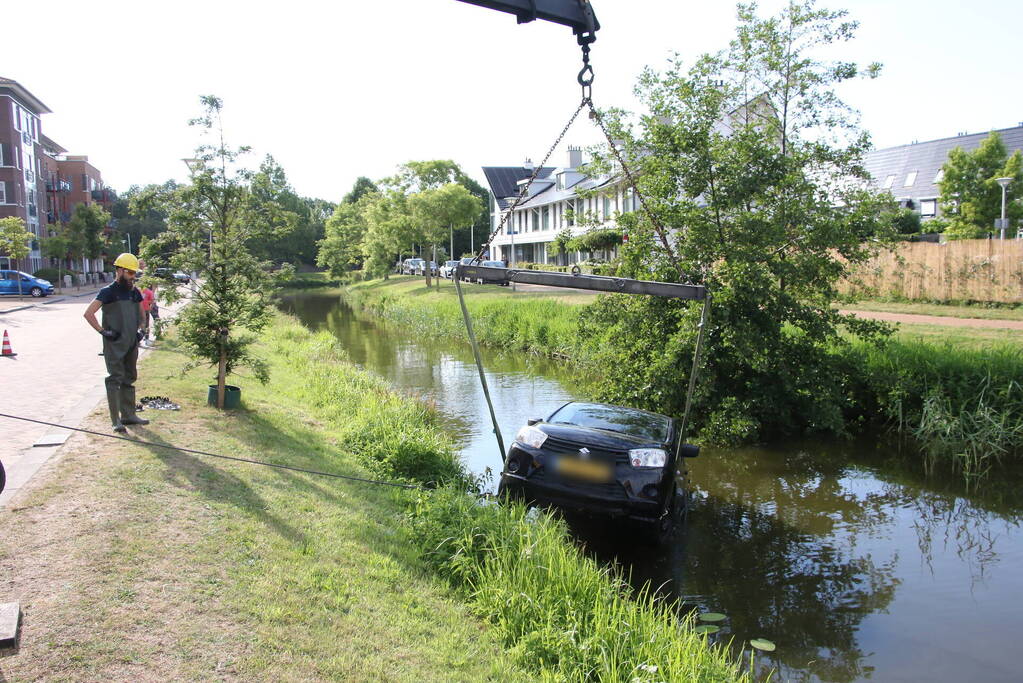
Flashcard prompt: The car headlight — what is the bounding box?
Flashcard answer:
[515,425,548,449]
[629,448,666,468]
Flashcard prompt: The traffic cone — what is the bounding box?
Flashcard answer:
[1,330,16,357]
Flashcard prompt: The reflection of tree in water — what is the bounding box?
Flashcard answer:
[680,492,899,683]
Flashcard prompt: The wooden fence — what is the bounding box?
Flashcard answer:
[839,239,1023,303]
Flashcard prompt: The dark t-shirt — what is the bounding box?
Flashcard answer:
[95,280,143,305]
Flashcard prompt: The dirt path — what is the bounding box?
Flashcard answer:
[839,309,1023,329]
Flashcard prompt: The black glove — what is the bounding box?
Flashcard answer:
[100,329,120,341]
[136,330,144,342]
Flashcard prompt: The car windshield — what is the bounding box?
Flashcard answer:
[445,261,458,267]
[482,261,505,268]
[549,402,670,442]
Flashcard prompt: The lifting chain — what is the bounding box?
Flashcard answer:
[475,35,676,267]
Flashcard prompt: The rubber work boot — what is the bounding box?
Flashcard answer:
[120,386,149,426]
[107,387,126,433]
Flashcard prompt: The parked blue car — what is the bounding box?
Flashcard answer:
[0,270,54,297]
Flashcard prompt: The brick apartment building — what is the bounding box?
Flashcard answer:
[1,76,114,274]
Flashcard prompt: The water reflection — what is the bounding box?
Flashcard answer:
[280,292,1023,683]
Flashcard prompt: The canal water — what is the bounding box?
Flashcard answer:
[280,292,1023,683]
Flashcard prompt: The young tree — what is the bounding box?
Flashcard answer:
[937,131,1023,240]
[343,176,378,205]
[409,183,482,286]
[66,203,111,270]
[0,217,33,298]
[579,1,894,444]
[140,95,297,409]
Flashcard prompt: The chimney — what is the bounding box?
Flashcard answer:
[567,146,583,169]
[523,158,534,171]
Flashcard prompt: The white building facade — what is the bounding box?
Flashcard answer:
[482,146,638,265]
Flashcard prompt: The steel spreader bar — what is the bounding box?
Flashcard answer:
[454,265,707,300]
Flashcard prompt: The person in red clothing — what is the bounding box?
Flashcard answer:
[140,283,156,344]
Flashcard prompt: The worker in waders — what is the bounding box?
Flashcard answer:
[83,253,149,433]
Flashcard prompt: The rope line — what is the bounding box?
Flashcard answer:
[0,412,424,491]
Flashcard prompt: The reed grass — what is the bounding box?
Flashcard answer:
[407,487,752,682]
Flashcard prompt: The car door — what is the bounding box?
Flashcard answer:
[0,271,14,295]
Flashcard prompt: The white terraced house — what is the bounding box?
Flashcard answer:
[482,146,639,266]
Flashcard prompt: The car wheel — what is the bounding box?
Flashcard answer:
[30,286,43,297]
[0,459,5,494]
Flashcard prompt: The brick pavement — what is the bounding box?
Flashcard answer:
[0,291,182,507]
[0,285,105,313]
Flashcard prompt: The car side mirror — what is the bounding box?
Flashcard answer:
[526,417,542,426]
[679,444,700,458]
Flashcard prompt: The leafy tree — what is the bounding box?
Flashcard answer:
[66,203,111,267]
[409,183,482,286]
[889,207,922,236]
[579,1,894,444]
[361,190,412,279]
[112,182,175,257]
[387,160,490,258]
[139,95,297,409]
[343,176,378,204]
[0,217,33,297]
[937,131,1023,240]
[317,194,374,276]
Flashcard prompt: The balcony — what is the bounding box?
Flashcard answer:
[45,175,72,193]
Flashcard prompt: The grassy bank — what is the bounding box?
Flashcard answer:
[342,277,1023,478]
[0,313,746,681]
[347,276,593,358]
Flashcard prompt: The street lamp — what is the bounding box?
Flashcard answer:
[996,177,1013,239]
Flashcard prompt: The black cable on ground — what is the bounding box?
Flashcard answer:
[0,412,424,491]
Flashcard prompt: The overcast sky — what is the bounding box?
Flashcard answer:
[6,0,1023,200]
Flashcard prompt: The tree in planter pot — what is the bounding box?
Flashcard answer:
[139,95,297,409]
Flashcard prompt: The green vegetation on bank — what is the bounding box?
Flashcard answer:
[2,312,746,680]
[343,277,1023,480]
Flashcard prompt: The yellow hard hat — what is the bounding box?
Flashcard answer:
[113,253,140,271]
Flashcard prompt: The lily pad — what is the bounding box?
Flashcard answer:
[698,612,727,622]
[750,638,776,652]
[694,625,720,635]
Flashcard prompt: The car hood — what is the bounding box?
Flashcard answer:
[538,423,665,450]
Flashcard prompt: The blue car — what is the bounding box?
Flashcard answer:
[0,270,55,297]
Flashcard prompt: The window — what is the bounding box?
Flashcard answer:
[934,169,944,183]
[566,200,574,226]
[920,199,937,217]
[883,175,896,189]
[603,195,610,219]
[0,181,6,204]
[623,188,635,212]
[904,171,917,187]
[542,206,550,230]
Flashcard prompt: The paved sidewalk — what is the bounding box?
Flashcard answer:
[0,293,182,508]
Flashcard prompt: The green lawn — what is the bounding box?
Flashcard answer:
[839,299,1023,321]
[0,320,528,682]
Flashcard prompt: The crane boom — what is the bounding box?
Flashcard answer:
[453,0,599,37]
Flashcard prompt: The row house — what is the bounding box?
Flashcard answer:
[0,77,114,274]
[483,146,638,265]
[860,123,1023,231]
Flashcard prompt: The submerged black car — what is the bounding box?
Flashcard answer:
[499,401,698,543]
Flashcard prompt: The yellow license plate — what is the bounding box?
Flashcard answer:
[555,456,613,482]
